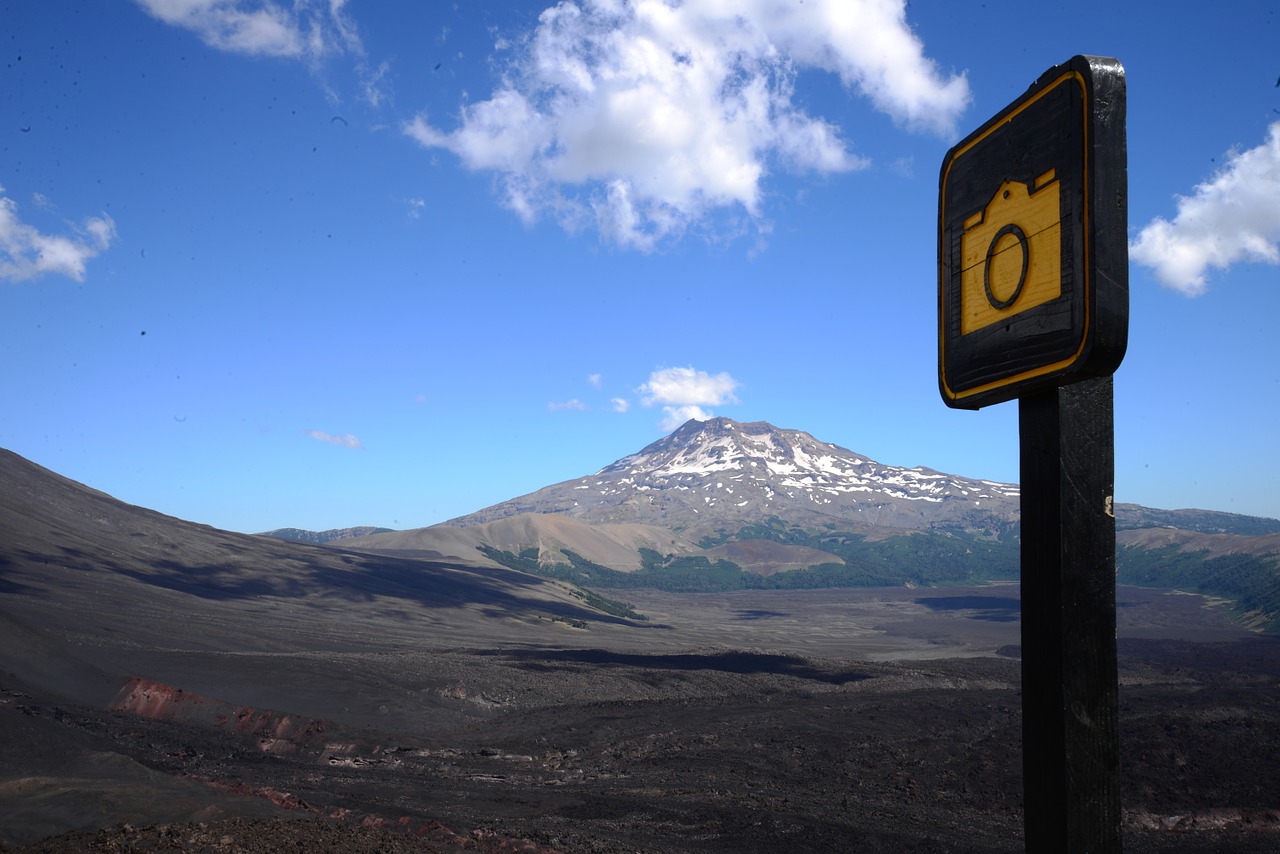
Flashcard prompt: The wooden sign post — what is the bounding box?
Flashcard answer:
[938,56,1127,852]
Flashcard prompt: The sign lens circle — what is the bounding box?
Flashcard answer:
[983,224,1029,311]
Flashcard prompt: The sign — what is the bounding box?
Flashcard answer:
[938,55,1128,409]
[935,54,1129,853]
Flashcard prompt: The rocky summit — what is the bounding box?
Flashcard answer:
[446,417,1022,539]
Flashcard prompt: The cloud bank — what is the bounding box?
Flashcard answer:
[134,0,362,62]
[0,192,117,283]
[640,366,739,430]
[1130,121,1280,295]
[407,0,968,249]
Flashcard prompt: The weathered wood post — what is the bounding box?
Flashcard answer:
[937,55,1127,852]
[1019,376,1120,850]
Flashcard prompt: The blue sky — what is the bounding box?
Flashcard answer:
[3,0,1278,533]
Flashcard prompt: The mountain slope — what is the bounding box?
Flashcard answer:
[339,512,702,571]
[259,526,394,544]
[1117,528,1280,559]
[445,418,1023,540]
[342,417,1028,579]
[369,418,1279,626]
[0,449,646,708]
[1114,504,1280,537]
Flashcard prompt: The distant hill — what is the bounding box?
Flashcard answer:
[259,526,395,545]
[342,417,1280,628]
[1114,504,1280,537]
[339,513,702,571]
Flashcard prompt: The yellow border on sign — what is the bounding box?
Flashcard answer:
[939,70,1089,404]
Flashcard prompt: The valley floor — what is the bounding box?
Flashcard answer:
[2,586,1279,852]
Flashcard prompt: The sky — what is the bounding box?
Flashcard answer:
[2,0,1278,533]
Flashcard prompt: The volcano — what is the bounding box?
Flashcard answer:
[445,417,1022,539]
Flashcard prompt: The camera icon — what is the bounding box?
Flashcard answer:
[959,169,1061,334]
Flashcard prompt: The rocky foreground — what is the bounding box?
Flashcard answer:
[5,633,1280,854]
[2,448,1278,851]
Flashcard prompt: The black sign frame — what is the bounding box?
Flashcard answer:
[938,55,1127,410]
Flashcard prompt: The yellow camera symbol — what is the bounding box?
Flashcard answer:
[959,170,1061,335]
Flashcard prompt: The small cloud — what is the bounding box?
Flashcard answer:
[406,197,426,219]
[548,399,587,411]
[611,397,630,413]
[639,366,739,430]
[1131,121,1280,295]
[134,0,363,62]
[587,373,602,388]
[414,393,427,404]
[304,429,363,448]
[640,366,739,408]
[0,193,117,283]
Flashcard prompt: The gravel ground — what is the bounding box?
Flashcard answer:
[5,635,1280,853]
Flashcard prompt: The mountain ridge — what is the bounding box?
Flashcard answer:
[434,417,1280,539]
[336,418,1280,625]
[333,512,703,571]
[443,417,1024,540]
[259,526,395,545]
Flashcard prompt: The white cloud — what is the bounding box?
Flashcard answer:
[587,373,603,388]
[304,429,362,448]
[640,366,739,406]
[549,398,588,411]
[134,0,362,61]
[406,0,968,250]
[639,365,738,429]
[1131,121,1280,295]
[0,193,117,283]
[611,397,630,413]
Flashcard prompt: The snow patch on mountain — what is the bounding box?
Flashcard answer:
[445,418,1022,538]
[596,418,1018,506]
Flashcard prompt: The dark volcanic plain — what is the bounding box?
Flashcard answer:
[2,450,1280,852]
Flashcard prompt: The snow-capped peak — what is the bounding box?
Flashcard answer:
[598,418,1017,506]
[449,417,1021,535]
